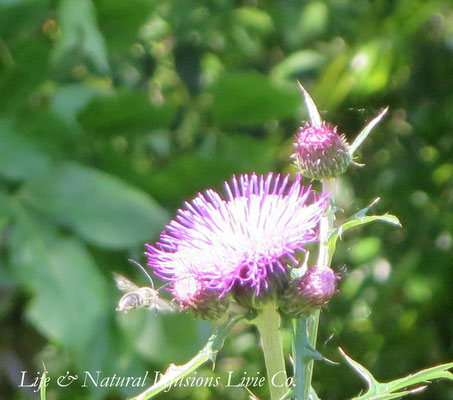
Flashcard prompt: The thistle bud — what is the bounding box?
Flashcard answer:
[280,266,338,318]
[294,123,351,180]
[173,276,229,320]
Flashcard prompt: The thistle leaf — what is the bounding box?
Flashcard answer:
[382,362,453,394]
[337,213,401,234]
[328,198,401,254]
[340,348,380,394]
[349,107,388,156]
[129,317,238,400]
[297,81,322,128]
[340,348,453,400]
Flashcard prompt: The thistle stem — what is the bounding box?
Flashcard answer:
[293,317,306,400]
[302,178,336,400]
[254,302,288,400]
[302,310,320,400]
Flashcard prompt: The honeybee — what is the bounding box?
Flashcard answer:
[114,259,179,314]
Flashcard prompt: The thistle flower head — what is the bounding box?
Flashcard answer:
[294,122,352,180]
[173,276,229,320]
[281,265,339,318]
[145,173,328,316]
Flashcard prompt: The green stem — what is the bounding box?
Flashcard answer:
[254,302,288,400]
[293,318,306,400]
[303,178,336,400]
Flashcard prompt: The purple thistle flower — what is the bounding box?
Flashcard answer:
[294,122,352,180]
[145,173,328,316]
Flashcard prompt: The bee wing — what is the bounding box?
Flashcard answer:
[113,272,139,293]
[152,297,179,314]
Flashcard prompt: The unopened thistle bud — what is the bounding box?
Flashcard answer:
[280,266,338,318]
[294,122,352,180]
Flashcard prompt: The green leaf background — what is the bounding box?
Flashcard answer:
[0,0,452,399]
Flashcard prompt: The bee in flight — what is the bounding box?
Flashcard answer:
[114,259,179,314]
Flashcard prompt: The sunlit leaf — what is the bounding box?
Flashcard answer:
[271,50,324,80]
[233,7,274,34]
[350,40,393,97]
[52,0,109,73]
[209,73,299,126]
[10,212,109,355]
[19,162,168,249]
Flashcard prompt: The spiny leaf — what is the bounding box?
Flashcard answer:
[328,198,401,254]
[383,362,453,394]
[356,390,426,400]
[297,81,322,128]
[340,348,453,400]
[129,317,238,400]
[340,348,380,394]
[349,107,388,156]
[337,214,401,234]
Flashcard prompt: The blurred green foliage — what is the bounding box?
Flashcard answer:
[0,0,452,399]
